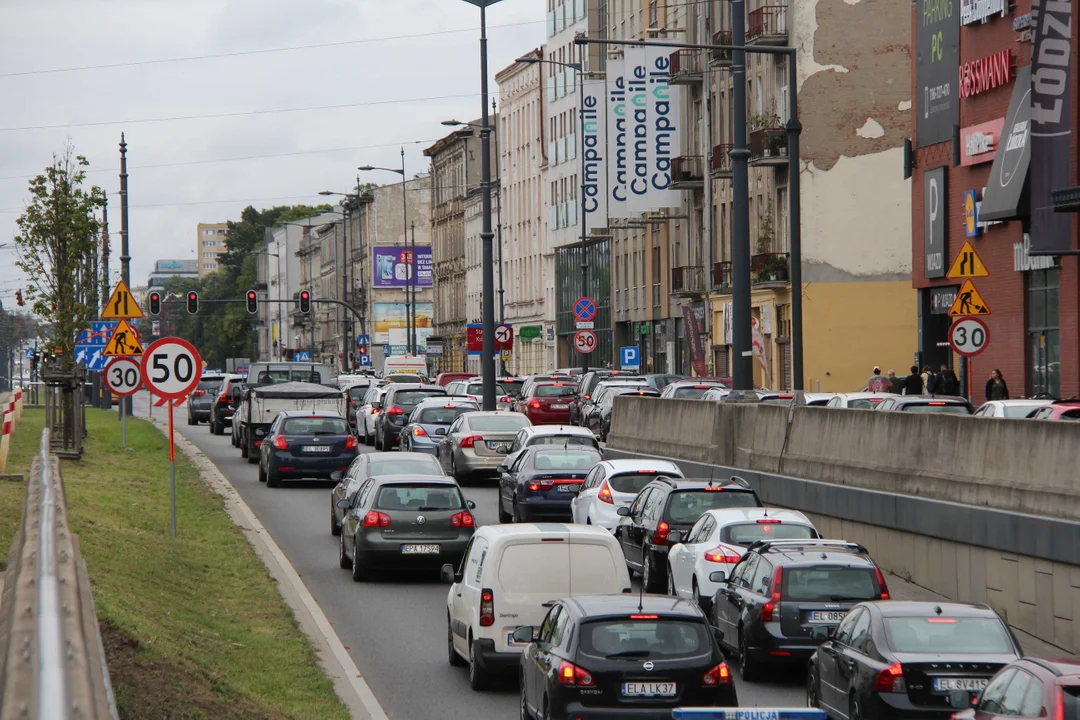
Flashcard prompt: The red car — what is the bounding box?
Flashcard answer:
[953,657,1080,720]
[434,372,472,388]
[1027,400,1080,421]
[518,381,578,425]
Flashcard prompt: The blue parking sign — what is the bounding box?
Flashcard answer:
[620,346,640,369]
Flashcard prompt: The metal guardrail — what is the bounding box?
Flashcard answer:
[0,429,118,719]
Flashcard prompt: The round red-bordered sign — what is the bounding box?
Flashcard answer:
[104,357,143,397]
[949,317,990,358]
[140,337,203,400]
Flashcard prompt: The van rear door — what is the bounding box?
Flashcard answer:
[495,531,571,653]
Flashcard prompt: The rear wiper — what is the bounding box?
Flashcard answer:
[826,596,870,602]
[605,650,652,659]
[417,506,449,511]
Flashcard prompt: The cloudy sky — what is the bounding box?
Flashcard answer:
[0,0,544,304]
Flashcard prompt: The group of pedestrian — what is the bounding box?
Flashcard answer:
[866,364,1009,401]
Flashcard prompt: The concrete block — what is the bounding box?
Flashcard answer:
[987,588,1008,623]
[969,547,989,603]
[988,555,1020,620]
[1053,617,1075,654]
[1053,569,1073,620]
[956,544,973,603]
[1036,558,1054,574]
[1016,601,1038,638]
[1070,566,1080,589]
[940,541,959,599]
[1018,556,1038,605]
[1036,572,1054,641]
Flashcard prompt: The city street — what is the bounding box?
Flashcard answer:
[135,392,805,718]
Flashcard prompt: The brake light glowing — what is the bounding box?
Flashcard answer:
[450,512,475,528]
[460,435,483,449]
[413,426,429,437]
[704,546,742,564]
[557,660,595,687]
[387,406,405,417]
[654,521,670,544]
[757,519,781,524]
[370,408,380,415]
[1056,689,1064,720]
[361,511,392,528]
[875,662,906,692]
[637,469,657,474]
[528,483,540,492]
[345,435,358,450]
[193,390,205,397]
[480,589,495,627]
[926,618,956,623]
[629,614,658,619]
[598,480,614,504]
[702,662,731,686]
[529,399,541,410]
[928,401,947,406]
[761,566,782,621]
[703,487,726,492]
[874,566,890,599]
[272,436,288,450]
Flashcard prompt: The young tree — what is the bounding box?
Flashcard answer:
[14,143,105,367]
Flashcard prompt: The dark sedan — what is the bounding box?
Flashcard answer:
[808,601,1021,720]
[187,375,226,425]
[586,386,661,442]
[497,446,602,523]
[374,384,447,451]
[398,398,479,454]
[259,412,358,488]
[329,451,445,536]
[337,476,476,581]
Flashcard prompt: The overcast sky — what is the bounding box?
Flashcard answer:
[0,0,544,303]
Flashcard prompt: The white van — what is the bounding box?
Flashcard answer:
[383,355,427,378]
[442,523,631,690]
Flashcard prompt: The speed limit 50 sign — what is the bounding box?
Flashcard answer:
[140,337,203,400]
[950,317,990,357]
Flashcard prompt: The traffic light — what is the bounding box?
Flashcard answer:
[15,289,23,306]
[299,290,311,314]
[148,291,161,315]
[246,289,258,314]
[187,290,199,315]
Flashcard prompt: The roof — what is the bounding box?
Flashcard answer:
[749,539,872,563]
[384,384,443,393]
[703,507,813,526]
[462,410,522,418]
[566,594,703,618]
[888,395,971,405]
[867,601,998,618]
[252,382,344,399]
[414,397,478,408]
[366,451,440,464]
[277,409,345,418]
[474,522,618,540]
[599,458,683,473]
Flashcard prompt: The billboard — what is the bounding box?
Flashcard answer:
[924,167,947,278]
[373,302,434,343]
[915,0,960,148]
[372,246,433,288]
[582,77,608,232]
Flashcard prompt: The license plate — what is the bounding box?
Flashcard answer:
[808,611,848,624]
[302,445,331,453]
[401,544,440,555]
[622,682,676,697]
[551,404,569,410]
[934,678,988,692]
[488,442,511,452]
[557,484,581,493]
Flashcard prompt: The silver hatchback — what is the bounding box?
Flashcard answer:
[436,411,532,482]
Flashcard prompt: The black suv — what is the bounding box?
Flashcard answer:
[373,384,446,451]
[711,539,890,681]
[209,375,244,435]
[614,477,762,593]
[571,370,636,425]
[515,594,738,719]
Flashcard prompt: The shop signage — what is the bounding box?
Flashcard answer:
[924,167,947,279]
[959,49,1013,98]
[961,0,1008,24]
[980,66,1032,222]
[915,0,961,148]
[963,188,1004,237]
[960,118,1004,166]
[931,286,959,314]
[1014,234,1057,272]
[519,325,542,341]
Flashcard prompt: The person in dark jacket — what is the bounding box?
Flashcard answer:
[887,369,904,394]
[935,363,960,395]
[985,368,1009,401]
[903,365,924,395]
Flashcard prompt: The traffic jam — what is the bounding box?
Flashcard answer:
[184,360,1074,719]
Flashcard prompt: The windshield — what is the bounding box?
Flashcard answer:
[884,617,1014,654]
[665,490,759,523]
[531,450,602,472]
[374,484,464,511]
[468,415,532,432]
[761,396,795,406]
[529,435,598,449]
[395,390,445,407]
[722,522,816,546]
[418,406,473,424]
[579,619,710,659]
[467,383,506,395]
[536,384,577,398]
[281,417,349,435]
[901,404,971,414]
[782,567,879,602]
[366,455,443,476]
[670,386,712,399]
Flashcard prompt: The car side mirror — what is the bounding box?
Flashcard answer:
[512,626,537,644]
[467,500,476,510]
[440,564,462,584]
[330,471,343,482]
[336,499,351,510]
[372,401,382,409]
[594,433,603,442]
[435,427,447,436]
[668,531,684,544]
[616,506,631,517]
[810,626,833,641]
[709,570,727,583]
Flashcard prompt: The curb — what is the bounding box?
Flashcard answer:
[148,416,389,720]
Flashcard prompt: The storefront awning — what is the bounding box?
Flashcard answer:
[979,66,1031,223]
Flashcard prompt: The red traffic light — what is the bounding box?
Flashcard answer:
[186,291,199,315]
[148,291,161,315]
[246,289,258,314]
[298,290,311,314]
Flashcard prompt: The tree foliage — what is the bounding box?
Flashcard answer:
[14,144,105,366]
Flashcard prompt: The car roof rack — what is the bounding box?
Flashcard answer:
[748,539,868,555]
[1023,658,1064,677]
[727,475,752,489]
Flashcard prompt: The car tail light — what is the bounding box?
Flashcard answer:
[557,660,595,687]
[761,566,783,621]
[874,566,890,599]
[757,519,781,524]
[1055,689,1064,720]
[450,511,475,528]
[702,662,732,686]
[272,436,288,450]
[529,399,541,410]
[412,426,428,437]
[598,480,614,504]
[528,483,540,492]
[345,435,358,450]
[479,589,495,627]
[704,546,742,563]
[499,396,511,403]
[629,614,658,619]
[387,406,405,417]
[460,435,483,449]
[254,441,262,447]
[703,487,726,492]
[193,390,205,397]
[370,408,380,415]
[637,469,657,474]
[927,618,956,623]
[875,662,906,692]
[653,521,670,544]
[219,389,229,402]
[361,511,392,528]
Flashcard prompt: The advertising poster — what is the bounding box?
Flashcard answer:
[915,0,960,147]
[373,302,434,344]
[606,56,630,219]
[582,76,609,232]
[644,42,682,210]
[372,246,433,288]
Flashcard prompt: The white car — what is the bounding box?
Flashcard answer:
[759,391,833,406]
[825,392,898,409]
[442,524,630,690]
[973,399,1054,418]
[666,507,818,611]
[446,378,513,407]
[570,459,684,531]
[659,380,730,400]
[357,385,390,445]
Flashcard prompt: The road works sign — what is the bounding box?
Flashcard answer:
[948,279,992,316]
[101,280,144,319]
[103,319,144,357]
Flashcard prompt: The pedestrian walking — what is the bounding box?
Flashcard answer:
[867,366,892,393]
[921,366,935,393]
[985,369,1010,401]
[903,365,924,395]
[887,369,903,395]
[935,363,960,396]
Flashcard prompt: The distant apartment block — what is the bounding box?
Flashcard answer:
[197,222,228,277]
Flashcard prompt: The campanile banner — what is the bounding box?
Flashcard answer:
[582,77,608,232]
[624,46,652,214]
[606,56,631,219]
[644,42,682,210]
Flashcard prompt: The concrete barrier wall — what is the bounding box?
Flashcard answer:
[609,398,724,465]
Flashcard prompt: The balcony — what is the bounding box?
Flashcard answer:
[670,155,705,189]
[669,50,705,84]
[747,4,788,45]
[671,265,705,298]
[711,30,732,67]
[711,143,733,178]
[712,261,733,293]
[749,127,788,166]
[751,252,790,286]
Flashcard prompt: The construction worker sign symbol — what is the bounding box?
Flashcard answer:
[103,319,144,357]
[948,280,992,317]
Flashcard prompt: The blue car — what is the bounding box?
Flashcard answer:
[259,411,358,488]
[398,398,479,454]
[497,446,603,523]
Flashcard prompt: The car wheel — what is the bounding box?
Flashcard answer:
[468,636,488,691]
[374,426,384,451]
[541,697,550,720]
[330,501,341,536]
[692,578,702,608]
[512,495,527,523]
[350,540,366,582]
[363,422,373,446]
[738,628,760,681]
[498,495,512,523]
[338,532,351,569]
[258,463,267,483]
[448,617,466,667]
[451,455,466,484]
[806,666,821,709]
[187,412,195,426]
[849,696,863,720]
[519,677,530,720]
[642,549,664,593]
[266,466,280,488]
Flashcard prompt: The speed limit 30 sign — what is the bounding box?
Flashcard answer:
[141,337,204,400]
[950,317,990,357]
[105,357,142,397]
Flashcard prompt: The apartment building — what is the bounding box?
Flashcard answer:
[196,223,228,277]
[497,48,552,374]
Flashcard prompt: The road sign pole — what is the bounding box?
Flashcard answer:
[168,398,176,539]
[121,399,126,450]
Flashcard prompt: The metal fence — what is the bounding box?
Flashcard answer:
[0,429,118,719]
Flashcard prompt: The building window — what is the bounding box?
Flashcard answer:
[1026,268,1060,398]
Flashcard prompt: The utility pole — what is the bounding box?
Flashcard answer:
[728,1,754,397]
[477,4,497,410]
[119,133,133,416]
[342,207,351,370]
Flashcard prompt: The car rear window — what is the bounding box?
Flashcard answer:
[848,399,877,409]
[1004,405,1043,418]
[882,616,1013,654]
[467,383,507,395]
[579,619,710,659]
[418,406,473,424]
[607,472,675,495]
[901,403,972,414]
[665,489,759,523]
[374,484,464,511]
[671,386,712,399]
[348,387,367,401]
[500,380,525,398]
[529,436,599,449]
[395,390,445,406]
[468,415,532,432]
[782,567,879,602]
[281,417,349,435]
[1064,689,1080,720]
[497,542,619,595]
[536,384,577,398]
[1062,411,1080,421]
[366,455,443,475]
[722,521,817,546]
[197,380,221,391]
[532,450,602,472]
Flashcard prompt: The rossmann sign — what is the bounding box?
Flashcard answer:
[959,49,1013,98]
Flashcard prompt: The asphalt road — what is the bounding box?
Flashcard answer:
[138,393,806,718]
